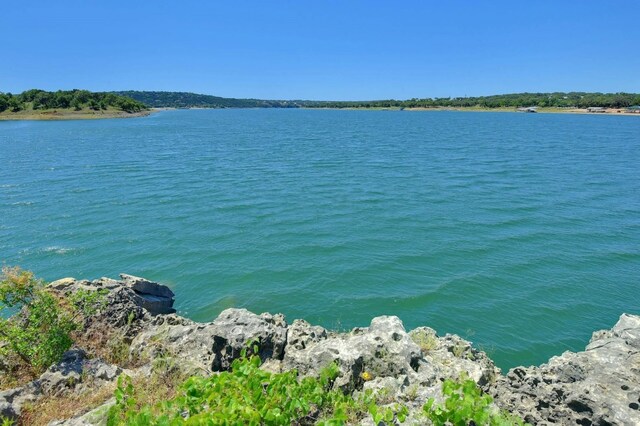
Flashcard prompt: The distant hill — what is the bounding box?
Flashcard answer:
[111,91,640,109]
[112,91,301,109]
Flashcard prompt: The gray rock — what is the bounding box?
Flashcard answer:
[409,327,500,387]
[48,275,174,319]
[119,274,175,299]
[0,349,122,422]
[489,313,640,425]
[210,309,288,370]
[48,277,78,291]
[287,319,328,351]
[39,274,640,425]
[39,349,122,397]
[91,277,122,290]
[40,349,86,396]
[130,308,288,373]
[283,316,423,392]
[48,398,116,426]
[119,274,175,315]
[0,381,41,420]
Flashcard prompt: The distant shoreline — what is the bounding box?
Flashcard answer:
[302,106,640,116]
[159,106,640,116]
[4,106,638,120]
[0,108,154,121]
[405,106,640,116]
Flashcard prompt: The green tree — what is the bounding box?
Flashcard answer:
[0,267,105,375]
[0,94,8,112]
[71,98,82,111]
[7,97,22,112]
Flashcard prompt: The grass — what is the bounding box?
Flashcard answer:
[71,320,146,369]
[18,365,188,425]
[20,382,116,426]
[17,351,188,425]
[410,328,439,353]
[0,359,34,391]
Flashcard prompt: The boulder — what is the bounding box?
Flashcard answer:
[489,313,640,425]
[0,381,41,420]
[39,349,86,396]
[119,274,175,315]
[130,308,288,373]
[0,349,120,422]
[409,327,500,387]
[49,398,116,426]
[283,316,423,392]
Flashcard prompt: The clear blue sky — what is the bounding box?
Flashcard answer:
[3,1,639,100]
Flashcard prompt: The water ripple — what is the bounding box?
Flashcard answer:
[1,109,639,369]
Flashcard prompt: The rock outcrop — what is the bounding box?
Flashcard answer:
[1,274,638,425]
[129,308,288,374]
[0,349,121,421]
[489,313,640,425]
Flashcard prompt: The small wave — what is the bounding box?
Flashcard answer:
[42,246,75,255]
[10,201,34,206]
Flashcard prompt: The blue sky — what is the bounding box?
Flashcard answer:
[3,1,639,100]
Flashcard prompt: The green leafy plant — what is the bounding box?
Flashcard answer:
[0,267,106,375]
[107,348,408,425]
[368,402,409,425]
[423,378,526,426]
[1,417,15,426]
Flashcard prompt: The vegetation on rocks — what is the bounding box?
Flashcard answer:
[0,267,105,378]
[424,378,526,426]
[110,352,370,425]
[1,269,638,425]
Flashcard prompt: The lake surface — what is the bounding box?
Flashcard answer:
[1,109,639,369]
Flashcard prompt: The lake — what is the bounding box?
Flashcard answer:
[1,109,638,369]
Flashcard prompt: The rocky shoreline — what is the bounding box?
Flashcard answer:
[1,274,638,425]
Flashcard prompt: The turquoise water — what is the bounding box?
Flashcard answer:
[1,109,639,369]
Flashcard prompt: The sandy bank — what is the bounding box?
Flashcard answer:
[0,108,155,121]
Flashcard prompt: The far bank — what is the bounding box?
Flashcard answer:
[0,108,154,121]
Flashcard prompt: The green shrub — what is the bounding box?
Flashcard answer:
[423,378,526,426]
[0,267,106,375]
[107,347,408,425]
[410,329,439,353]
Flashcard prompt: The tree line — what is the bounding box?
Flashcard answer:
[0,89,146,113]
[4,90,638,112]
[112,91,640,109]
[299,92,640,109]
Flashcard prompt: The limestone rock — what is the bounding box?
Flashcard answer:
[130,308,288,373]
[0,381,41,420]
[0,349,120,422]
[489,313,640,425]
[409,327,500,387]
[48,398,116,426]
[118,274,175,315]
[39,349,86,396]
[119,274,175,299]
[25,274,640,425]
[283,316,423,392]
[48,277,78,291]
